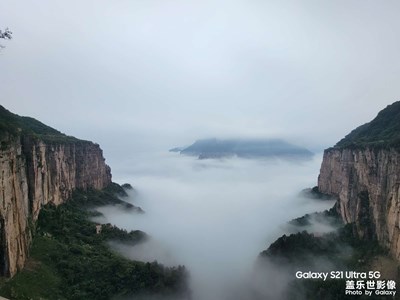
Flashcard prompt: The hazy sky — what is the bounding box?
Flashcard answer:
[1,0,400,160]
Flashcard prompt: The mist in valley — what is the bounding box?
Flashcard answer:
[94,152,336,300]
[2,1,400,299]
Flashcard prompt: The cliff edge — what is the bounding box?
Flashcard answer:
[318,101,400,260]
[0,106,111,277]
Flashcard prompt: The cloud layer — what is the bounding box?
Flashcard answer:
[97,152,335,299]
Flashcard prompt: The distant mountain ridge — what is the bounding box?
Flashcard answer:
[171,138,313,159]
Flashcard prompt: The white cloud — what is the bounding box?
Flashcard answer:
[97,152,336,300]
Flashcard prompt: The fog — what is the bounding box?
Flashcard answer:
[2,1,399,297]
[95,152,335,300]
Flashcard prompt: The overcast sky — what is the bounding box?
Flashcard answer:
[1,0,400,160]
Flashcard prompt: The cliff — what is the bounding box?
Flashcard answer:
[0,107,111,277]
[318,101,400,260]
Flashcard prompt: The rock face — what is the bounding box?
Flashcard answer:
[318,102,400,260]
[319,148,400,257]
[0,135,111,277]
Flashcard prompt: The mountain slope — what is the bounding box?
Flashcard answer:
[177,138,313,159]
[0,105,79,143]
[335,101,400,148]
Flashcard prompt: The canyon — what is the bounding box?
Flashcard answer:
[2,100,400,299]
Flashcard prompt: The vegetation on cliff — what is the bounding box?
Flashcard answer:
[0,105,81,143]
[299,186,335,200]
[335,101,400,149]
[0,185,189,300]
[288,206,342,228]
[262,223,384,266]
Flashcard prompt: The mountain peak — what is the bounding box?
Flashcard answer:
[175,138,313,160]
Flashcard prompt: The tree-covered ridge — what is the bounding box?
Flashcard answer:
[260,224,390,300]
[0,105,80,143]
[335,101,400,149]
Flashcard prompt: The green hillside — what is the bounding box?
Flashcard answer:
[335,101,400,149]
[0,105,78,143]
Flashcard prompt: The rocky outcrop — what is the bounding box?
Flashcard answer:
[0,135,111,277]
[318,147,400,259]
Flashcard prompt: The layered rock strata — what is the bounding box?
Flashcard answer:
[318,147,400,259]
[0,135,111,276]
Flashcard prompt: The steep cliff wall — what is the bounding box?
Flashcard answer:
[318,147,400,259]
[317,101,400,260]
[0,135,111,277]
